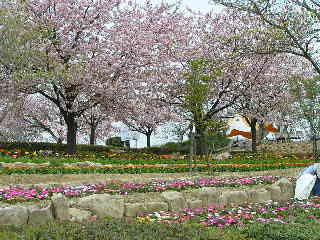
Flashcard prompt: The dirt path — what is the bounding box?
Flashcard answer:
[0,168,303,186]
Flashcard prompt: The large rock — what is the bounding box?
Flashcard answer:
[51,193,70,221]
[28,204,54,225]
[160,191,187,212]
[76,194,124,219]
[246,188,271,203]
[186,199,203,209]
[191,187,221,208]
[125,203,146,217]
[0,206,29,226]
[69,208,92,222]
[266,185,282,201]
[144,202,168,213]
[272,177,294,201]
[220,190,248,206]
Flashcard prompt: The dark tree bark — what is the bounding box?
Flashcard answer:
[249,117,258,153]
[89,125,97,145]
[195,124,208,156]
[146,133,151,148]
[309,120,319,161]
[64,114,78,154]
[258,120,265,144]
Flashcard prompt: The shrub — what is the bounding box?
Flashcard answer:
[0,141,110,153]
[105,137,124,147]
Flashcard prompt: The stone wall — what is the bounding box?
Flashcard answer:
[0,178,294,226]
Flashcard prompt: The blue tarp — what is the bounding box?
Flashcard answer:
[312,178,320,196]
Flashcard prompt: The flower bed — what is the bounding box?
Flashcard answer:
[0,176,294,203]
[0,175,319,240]
[0,161,312,175]
[137,197,320,230]
[0,150,314,165]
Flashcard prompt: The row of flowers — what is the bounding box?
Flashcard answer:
[0,161,310,175]
[0,149,314,164]
[136,197,320,229]
[2,174,317,231]
[0,176,295,202]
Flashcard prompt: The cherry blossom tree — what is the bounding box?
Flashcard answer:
[9,0,194,153]
[289,74,320,160]
[159,10,292,154]
[78,105,116,145]
[16,96,66,144]
[119,97,177,148]
[210,0,320,75]
[230,54,299,152]
[0,96,42,142]
[0,4,40,129]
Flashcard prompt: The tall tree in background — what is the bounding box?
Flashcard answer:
[210,0,320,75]
[232,54,296,152]
[289,75,320,160]
[0,97,42,142]
[0,4,39,128]
[78,105,116,145]
[162,10,290,154]
[16,96,66,144]
[120,98,177,148]
[7,0,194,153]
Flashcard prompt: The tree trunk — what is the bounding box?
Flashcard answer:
[258,121,265,144]
[146,134,151,148]
[310,120,318,161]
[195,125,208,156]
[89,125,96,145]
[250,118,258,153]
[65,115,78,154]
[188,129,194,176]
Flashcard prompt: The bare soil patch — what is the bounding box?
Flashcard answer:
[0,168,303,187]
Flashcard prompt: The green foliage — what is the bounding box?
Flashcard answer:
[160,140,191,154]
[152,134,230,155]
[105,137,124,148]
[0,219,253,240]
[0,141,110,153]
[242,222,320,240]
[289,75,320,159]
[181,59,229,154]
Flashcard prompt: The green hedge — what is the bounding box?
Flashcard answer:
[0,141,110,153]
[133,136,231,155]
